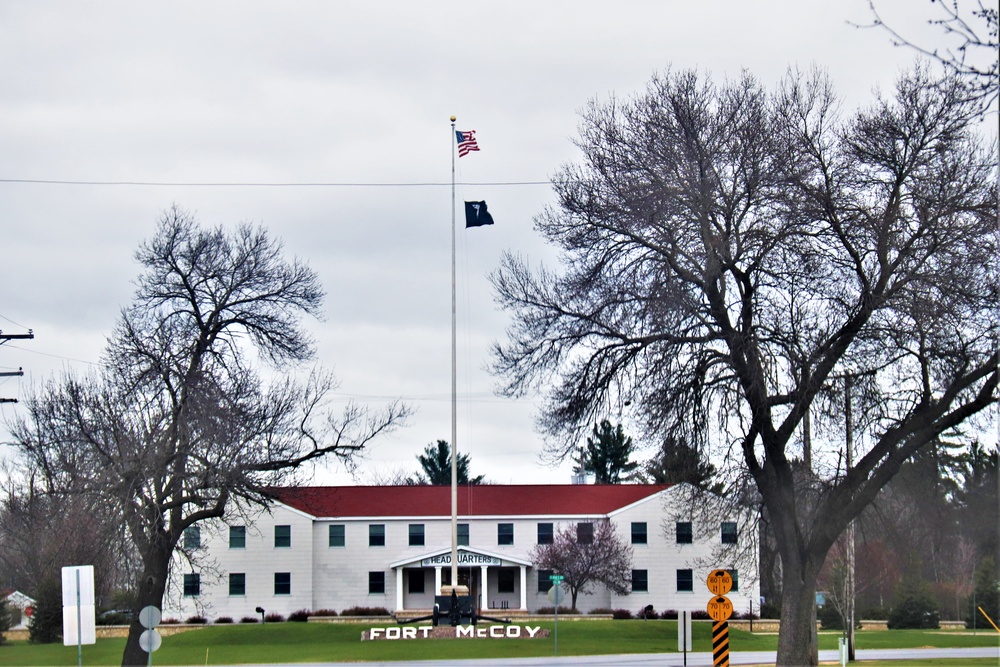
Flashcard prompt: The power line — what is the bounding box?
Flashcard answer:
[0,178,556,188]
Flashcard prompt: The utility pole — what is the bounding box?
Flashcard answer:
[0,329,33,403]
[844,374,856,662]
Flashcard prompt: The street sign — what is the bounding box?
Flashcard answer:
[139,628,161,653]
[706,569,733,596]
[549,574,564,583]
[139,606,161,629]
[547,583,565,605]
[707,595,733,622]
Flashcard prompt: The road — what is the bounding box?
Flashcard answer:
[232,646,999,667]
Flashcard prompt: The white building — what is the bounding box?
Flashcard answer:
[167,484,757,620]
[2,590,36,630]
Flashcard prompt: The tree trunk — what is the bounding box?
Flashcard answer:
[776,560,819,667]
[121,549,171,667]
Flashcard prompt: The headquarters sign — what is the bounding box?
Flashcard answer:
[420,551,502,567]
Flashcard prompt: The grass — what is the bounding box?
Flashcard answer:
[0,620,997,666]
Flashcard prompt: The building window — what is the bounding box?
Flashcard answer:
[537,522,554,544]
[457,523,469,546]
[721,522,738,545]
[274,572,291,595]
[631,522,647,545]
[537,569,553,593]
[497,568,516,594]
[183,526,200,549]
[728,569,739,592]
[497,523,514,546]
[369,524,385,547]
[632,569,649,592]
[229,525,246,549]
[408,570,425,594]
[229,573,246,596]
[329,524,345,547]
[676,521,693,544]
[409,524,425,547]
[577,522,594,544]
[369,571,385,595]
[274,525,291,548]
[183,573,200,597]
[677,569,694,592]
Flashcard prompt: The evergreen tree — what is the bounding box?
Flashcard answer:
[888,558,940,629]
[642,435,722,493]
[577,420,639,484]
[28,577,62,644]
[410,440,484,485]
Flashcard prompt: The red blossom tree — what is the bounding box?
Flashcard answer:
[530,519,632,610]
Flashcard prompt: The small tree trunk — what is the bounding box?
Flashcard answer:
[121,549,171,667]
[776,563,819,667]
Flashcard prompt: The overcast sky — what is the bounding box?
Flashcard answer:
[0,0,954,485]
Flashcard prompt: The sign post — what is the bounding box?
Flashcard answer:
[547,574,565,656]
[139,606,162,667]
[706,570,733,667]
[677,609,692,666]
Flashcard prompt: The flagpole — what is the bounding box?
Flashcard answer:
[448,115,459,594]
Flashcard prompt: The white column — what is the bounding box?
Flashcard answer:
[435,566,442,594]
[396,568,404,611]
[480,565,489,608]
[519,565,527,610]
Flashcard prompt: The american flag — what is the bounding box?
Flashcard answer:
[455,130,480,157]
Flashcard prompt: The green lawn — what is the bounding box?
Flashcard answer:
[0,621,997,666]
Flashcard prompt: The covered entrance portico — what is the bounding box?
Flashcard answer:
[390,547,532,612]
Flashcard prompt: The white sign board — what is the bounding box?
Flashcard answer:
[61,565,96,646]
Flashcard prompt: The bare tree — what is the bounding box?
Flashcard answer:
[531,519,632,611]
[862,0,998,106]
[7,208,410,666]
[490,66,997,666]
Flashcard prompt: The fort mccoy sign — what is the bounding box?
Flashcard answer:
[364,625,548,640]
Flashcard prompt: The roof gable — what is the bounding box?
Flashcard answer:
[270,484,671,519]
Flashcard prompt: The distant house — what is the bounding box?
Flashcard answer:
[166,483,757,620]
[2,590,36,630]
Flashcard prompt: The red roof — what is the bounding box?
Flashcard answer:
[270,484,671,518]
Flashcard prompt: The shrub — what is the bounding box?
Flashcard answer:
[288,609,311,622]
[0,596,10,646]
[966,557,999,630]
[759,601,781,619]
[587,608,614,615]
[313,609,338,617]
[263,613,285,623]
[161,618,180,625]
[818,602,845,630]
[659,609,678,620]
[612,609,633,619]
[888,598,939,629]
[690,610,710,620]
[535,606,578,615]
[214,617,233,624]
[340,606,390,617]
[185,616,207,625]
[861,606,889,620]
[239,616,259,624]
[637,605,657,619]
